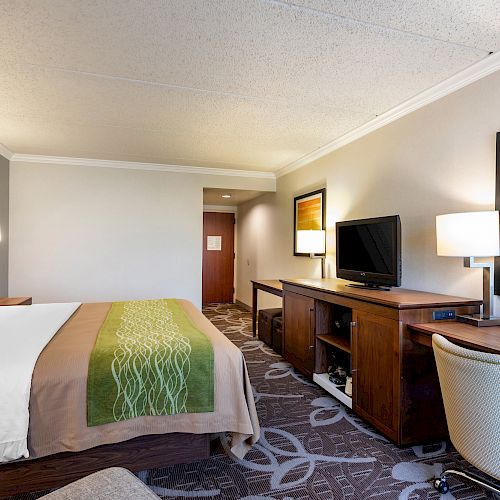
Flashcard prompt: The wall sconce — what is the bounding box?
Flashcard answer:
[296,230,326,279]
[436,211,500,326]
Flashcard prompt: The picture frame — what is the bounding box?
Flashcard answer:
[293,188,326,256]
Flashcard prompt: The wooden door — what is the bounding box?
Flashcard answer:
[283,291,315,377]
[202,212,235,305]
[352,310,401,442]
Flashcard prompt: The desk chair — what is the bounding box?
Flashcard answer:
[432,334,500,495]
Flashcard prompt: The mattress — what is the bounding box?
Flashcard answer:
[26,299,259,460]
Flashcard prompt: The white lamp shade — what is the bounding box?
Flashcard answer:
[436,211,500,257]
[297,230,326,254]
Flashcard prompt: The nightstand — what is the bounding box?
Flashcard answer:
[0,297,33,306]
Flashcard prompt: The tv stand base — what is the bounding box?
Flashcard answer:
[346,283,391,291]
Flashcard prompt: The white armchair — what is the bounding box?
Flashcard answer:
[432,333,500,495]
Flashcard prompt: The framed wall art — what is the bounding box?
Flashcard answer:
[293,188,326,256]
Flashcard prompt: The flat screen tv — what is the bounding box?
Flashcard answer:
[336,215,401,289]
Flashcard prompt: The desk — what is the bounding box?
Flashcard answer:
[409,321,500,354]
[251,280,283,337]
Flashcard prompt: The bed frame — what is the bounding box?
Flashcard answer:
[0,432,210,498]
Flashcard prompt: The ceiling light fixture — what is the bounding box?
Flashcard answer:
[221,194,231,198]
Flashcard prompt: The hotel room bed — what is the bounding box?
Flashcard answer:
[0,299,259,497]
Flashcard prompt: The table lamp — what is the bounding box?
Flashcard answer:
[436,211,500,326]
[297,229,326,278]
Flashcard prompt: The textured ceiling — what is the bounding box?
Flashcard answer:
[0,0,498,172]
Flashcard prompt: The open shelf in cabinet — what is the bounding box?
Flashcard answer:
[315,301,353,373]
[313,373,352,408]
[314,301,353,408]
[316,334,351,353]
[315,301,352,346]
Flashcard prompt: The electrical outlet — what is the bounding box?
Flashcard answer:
[432,310,456,321]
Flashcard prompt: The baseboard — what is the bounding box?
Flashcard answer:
[235,299,251,311]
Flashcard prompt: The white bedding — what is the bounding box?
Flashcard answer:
[0,302,81,463]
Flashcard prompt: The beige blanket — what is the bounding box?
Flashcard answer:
[27,300,259,460]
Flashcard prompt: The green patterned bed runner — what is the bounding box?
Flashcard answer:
[87,299,214,426]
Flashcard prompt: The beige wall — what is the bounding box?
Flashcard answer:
[9,161,274,306]
[236,70,500,311]
[0,155,8,295]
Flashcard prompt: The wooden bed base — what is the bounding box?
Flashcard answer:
[0,432,210,498]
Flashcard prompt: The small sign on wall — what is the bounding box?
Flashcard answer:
[207,235,222,251]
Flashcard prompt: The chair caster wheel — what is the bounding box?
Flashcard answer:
[434,478,449,494]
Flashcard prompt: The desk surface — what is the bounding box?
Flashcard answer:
[281,278,481,309]
[251,280,283,293]
[0,297,32,306]
[409,321,500,354]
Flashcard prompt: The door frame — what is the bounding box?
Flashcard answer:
[202,205,237,304]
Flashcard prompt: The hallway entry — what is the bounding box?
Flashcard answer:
[202,212,235,305]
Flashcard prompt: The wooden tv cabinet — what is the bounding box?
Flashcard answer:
[281,278,481,446]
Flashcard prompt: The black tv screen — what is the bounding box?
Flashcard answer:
[336,215,401,288]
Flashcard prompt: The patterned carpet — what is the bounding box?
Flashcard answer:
[9,303,496,499]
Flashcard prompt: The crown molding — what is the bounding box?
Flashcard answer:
[10,154,276,179]
[0,143,13,161]
[277,51,500,178]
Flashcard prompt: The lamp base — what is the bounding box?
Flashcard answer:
[457,314,500,327]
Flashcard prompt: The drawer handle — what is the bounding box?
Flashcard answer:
[350,321,357,375]
[309,308,315,350]
[349,321,356,345]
